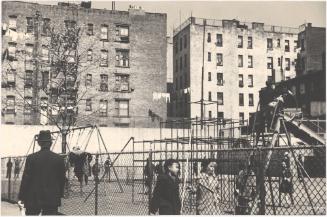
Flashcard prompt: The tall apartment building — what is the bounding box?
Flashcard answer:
[170,17,298,123]
[1,1,167,127]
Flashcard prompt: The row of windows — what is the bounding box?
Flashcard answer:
[267,38,297,52]
[207,111,253,125]
[267,57,292,70]
[8,16,129,43]
[85,74,130,92]
[207,72,254,87]
[86,99,129,117]
[207,92,254,106]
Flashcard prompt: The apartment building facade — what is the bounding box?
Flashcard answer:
[1,1,167,127]
[170,17,298,123]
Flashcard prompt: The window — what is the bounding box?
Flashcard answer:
[216,34,223,47]
[174,41,178,54]
[248,75,253,87]
[85,74,92,87]
[25,70,33,87]
[208,52,211,62]
[184,35,187,48]
[217,53,223,66]
[87,23,93,35]
[238,36,243,48]
[26,17,33,33]
[184,54,187,68]
[87,49,93,61]
[115,24,129,43]
[249,93,254,106]
[24,97,32,115]
[239,93,244,106]
[208,111,212,120]
[100,74,108,91]
[180,76,183,88]
[239,112,244,125]
[100,24,108,41]
[285,40,290,52]
[180,57,182,70]
[247,36,253,49]
[278,57,281,67]
[208,91,212,101]
[42,18,51,35]
[285,58,290,71]
[218,112,224,121]
[99,100,108,117]
[8,42,17,59]
[42,45,49,62]
[238,55,243,67]
[41,71,49,89]
[239,74,244,87]
[115,74,129,92]
[207,33,211,42]
[267,57,273,69]
[9,15,17,30]
[6,96,15,114]
[294,40,298,52]
[86,99,92,111]
[208,72,211,81]
[25,43,33,61]
[267,38,273,50]
[115,49,129,67]
[7,69,16,85]
[248,55,253,68]
[217,73,223,86]
[175,59,178,72]
[277,39,281,47]
[217,92,224,105]
[64,20,76,29]
[115,100,129,117]
[100,49,108,66]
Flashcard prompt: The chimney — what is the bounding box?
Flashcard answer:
[81,1,91,9]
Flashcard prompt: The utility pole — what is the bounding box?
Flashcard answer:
[201,19,206,128]
[32,11,41,125]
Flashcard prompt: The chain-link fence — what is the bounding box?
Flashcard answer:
[1,145,326,215]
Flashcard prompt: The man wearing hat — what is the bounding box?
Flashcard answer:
[18,130,66,215]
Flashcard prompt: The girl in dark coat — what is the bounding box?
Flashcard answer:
[150,159,181,215]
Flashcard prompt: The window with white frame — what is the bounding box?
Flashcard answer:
[99,99,108,117]
[100,24,108,40]
[217,73,223,86]
[100,49,108,66]
[115,74,129,92]
[87,49,93,61]
[115,24,129,42]
[86,99,92,111]
[24,97,32,115]
[115,99,129,117]
[267,38,273,49]
[6,96,15,113]
[216,34,223,47]
[248,75,253,87]
[115,49,129,67]
[217,53,223,66]
[26,17,33,33]
[247,36,253,49]
[217,92,224,105]
[8,42,17,59]
[85,74,92,87]
[249,93,254,106]
[9,15,17,30]
[248,55,253,68]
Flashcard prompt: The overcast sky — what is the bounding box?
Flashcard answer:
[37,1,326,35]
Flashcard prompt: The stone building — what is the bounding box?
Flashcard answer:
[1,1,167,127]
[170,17,298,123]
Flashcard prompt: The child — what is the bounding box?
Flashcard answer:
[150,159,181,215]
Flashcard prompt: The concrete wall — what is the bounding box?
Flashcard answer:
[1,1,167,127]
[0,125,187,157]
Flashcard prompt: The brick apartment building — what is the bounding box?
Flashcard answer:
[1,1,167,127]
[169,17,299,123]
[284,23,326,118]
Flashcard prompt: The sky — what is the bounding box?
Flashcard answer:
[38,0,326,36]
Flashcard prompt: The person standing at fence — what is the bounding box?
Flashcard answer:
[6,158,13,179]
[18,130,65,215]
[297,154,305,182]
[14,158,21,179]
[92,161,100,181]
[150,159,181,215]
[279,161,294,207]
[144,158,155,195]
[195,159,222,215]
[104,157,111,182]
[235,163,256,215]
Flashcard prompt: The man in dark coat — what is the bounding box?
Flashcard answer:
[6,158,13,179]
[18,130,65,215]
[150,159,181,215]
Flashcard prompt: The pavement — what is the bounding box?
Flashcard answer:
[1,201,22,216]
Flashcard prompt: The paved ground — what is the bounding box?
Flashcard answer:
[1,201,22,216]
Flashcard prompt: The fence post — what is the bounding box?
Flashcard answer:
[132,138,135,204]
[258,149,266,215]
[148,149,153,215]
[95,154,99,215]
